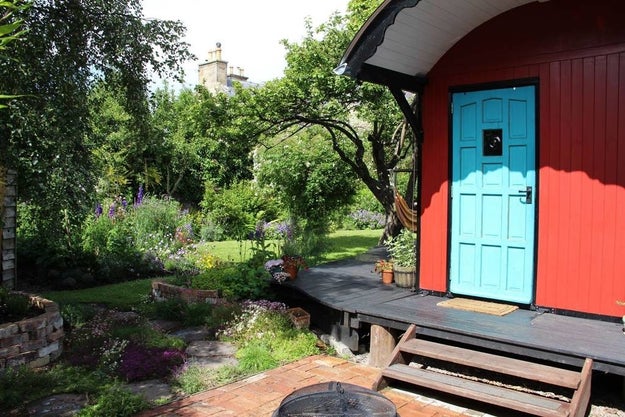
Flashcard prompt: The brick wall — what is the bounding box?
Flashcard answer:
[0,294,64,369]
[151,280,221,304]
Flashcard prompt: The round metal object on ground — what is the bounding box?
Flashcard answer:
[273,381,397,417]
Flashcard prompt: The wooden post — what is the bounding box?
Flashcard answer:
[369,325,396,368]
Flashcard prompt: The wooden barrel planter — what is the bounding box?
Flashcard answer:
[393,266,417,288]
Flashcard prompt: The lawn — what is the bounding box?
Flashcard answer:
[43,229,382,308]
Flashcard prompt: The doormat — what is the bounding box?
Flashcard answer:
[437,297,518,316]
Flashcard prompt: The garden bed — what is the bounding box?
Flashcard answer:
[0,293,64,369]
[151,280,221,304]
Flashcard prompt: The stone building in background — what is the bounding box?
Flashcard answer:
[198,43,259,94]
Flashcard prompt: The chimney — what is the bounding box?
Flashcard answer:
[207,42,223,62]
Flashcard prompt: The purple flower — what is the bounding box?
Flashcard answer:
[118,344,186,381]
[135,185,144,207]
[121,197,128,209]
[108,203,116,218]
[275,221,293,239]
[95,203,103,218]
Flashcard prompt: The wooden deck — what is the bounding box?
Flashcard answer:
[284,247,625,376]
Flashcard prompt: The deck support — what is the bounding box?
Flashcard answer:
[330,311,360,351]
[369,325,397,368]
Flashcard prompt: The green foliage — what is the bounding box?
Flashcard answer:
[0,288,30,319]
[60,303,98,329]
[79,195,187,283]
[172,364,246,396]
[236,340,278,372]
[173,300,320,395]
[0,364,107,411]
[43,278,157,310]
[256,131,357,235]
[186,263,271,300]
[0,0,192,268]
[0,0,29,109]
[243,1,410,242]
[384,228,417,267]
[150,86,257,204]
[221,301,320,372]
[201,180,281,241]
[109,324,185,350]
[77,385,148,417]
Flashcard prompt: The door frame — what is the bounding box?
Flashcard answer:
[446,78,540,305]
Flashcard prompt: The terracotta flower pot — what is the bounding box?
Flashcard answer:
[283,264,298,280]
[381,270,394,284]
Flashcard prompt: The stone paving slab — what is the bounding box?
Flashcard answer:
[185,340,236,357]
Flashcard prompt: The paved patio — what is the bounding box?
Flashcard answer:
[137,355,487,417]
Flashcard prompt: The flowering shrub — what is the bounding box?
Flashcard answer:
[81,187,202,283]
[263,255,307,282]
[263,259,289,283]
[219,299,319,373]
[374,259,394,274]
[118,343,186,382]
[219,300,289,344]
[348,209,385,230]
[65,309,186,381]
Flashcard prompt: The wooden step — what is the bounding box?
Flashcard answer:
[401,338,581,389]
[373,324,593,417]
[383,363,570,417]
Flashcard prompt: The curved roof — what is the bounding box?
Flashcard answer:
[336,0,540,91]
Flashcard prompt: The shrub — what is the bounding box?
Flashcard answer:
[117,344,186,382]
[0,289,31,321]
[201,180,279,241]
[236,341,278,373]
[348,209,385,230]
[0,365,106,411]
[77,385,148,417]
[79,194,197,283]
[188,263,271,300]
[172,364,245,396]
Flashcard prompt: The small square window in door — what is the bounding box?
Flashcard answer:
[483,129,502,156]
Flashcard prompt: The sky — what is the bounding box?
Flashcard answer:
[141,0,351,88]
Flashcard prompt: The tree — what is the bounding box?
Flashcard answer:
[255,128,358,234]
[243,0,416,243]
[0,0,193,249]
[0,0,28,109]
[149,85,257,204]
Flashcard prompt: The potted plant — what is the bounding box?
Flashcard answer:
[280,254,308,279]
[374,260,394,284]
[384,229,417,288]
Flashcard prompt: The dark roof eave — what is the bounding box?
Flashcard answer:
[356,63,426,93]
[335,0,422,90]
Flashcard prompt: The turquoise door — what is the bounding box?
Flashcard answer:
[450,86,536,304]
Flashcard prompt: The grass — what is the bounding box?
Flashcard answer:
[42,278,158,310]
[42,229,382,308]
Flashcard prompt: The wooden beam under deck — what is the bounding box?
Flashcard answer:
[284,247,625,376]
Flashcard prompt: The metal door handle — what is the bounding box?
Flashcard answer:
[518,186,533,204]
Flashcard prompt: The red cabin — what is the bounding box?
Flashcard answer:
[339,0,625,318]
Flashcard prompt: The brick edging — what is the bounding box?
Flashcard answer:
[0,293,64,369]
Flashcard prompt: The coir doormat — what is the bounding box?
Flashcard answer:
[437,297,518,316]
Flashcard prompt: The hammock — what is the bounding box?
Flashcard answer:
[394,191,418,232]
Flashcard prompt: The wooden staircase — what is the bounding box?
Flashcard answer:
[373,324,593,417]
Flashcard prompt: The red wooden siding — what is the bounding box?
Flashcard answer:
[419,0,625,316]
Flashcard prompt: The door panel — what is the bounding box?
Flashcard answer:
[450,86,536,304]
